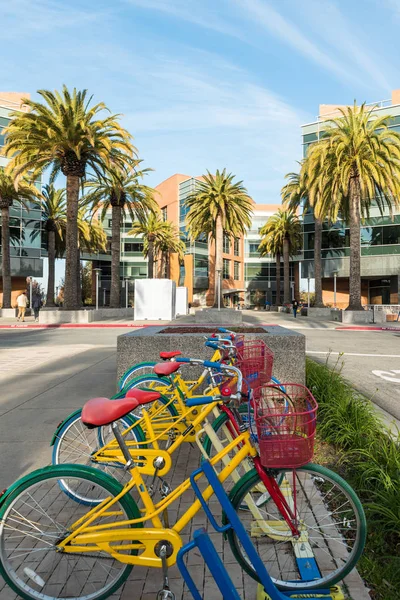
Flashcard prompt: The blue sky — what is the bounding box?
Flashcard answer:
[3,0,400,206]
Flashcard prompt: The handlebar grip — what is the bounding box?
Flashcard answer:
[186,395,217,407]
[205,342,219,350]
[218,327,229,333]
[204,360,222,371]
[176,357,190,363]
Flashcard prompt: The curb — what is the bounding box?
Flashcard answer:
[336,325,400,331]
[0,323,147,329]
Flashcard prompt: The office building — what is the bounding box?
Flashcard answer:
[0,93,43,306]
[301,90,400,307]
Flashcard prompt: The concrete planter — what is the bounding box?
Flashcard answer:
[39,308,134,324]
[308,307,332,318]
[341,310,373,324]
[117,324,305,385]
[330,309,342,322]
[194,309,243,324]
[0,308,32,317]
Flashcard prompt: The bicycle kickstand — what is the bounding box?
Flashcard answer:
[156,544,176,600]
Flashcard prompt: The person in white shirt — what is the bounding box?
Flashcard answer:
[16,291,28,322]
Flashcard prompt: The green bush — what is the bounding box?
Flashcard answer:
[306,357,400,600]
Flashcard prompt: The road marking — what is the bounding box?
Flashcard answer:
[307,351,400,358]
[372,370,400,383]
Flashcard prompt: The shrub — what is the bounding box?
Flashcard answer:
[306,357,400,599]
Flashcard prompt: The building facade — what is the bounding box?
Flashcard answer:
[0,93,43,306]
[301,90,400,308]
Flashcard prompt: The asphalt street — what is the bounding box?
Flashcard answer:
[0,316,399,491]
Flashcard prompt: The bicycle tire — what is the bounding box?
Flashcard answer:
[0,464,141,600]
[118,361,157,390]
[227,463,366,590]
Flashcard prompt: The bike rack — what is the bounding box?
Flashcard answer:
[176,460,343,600]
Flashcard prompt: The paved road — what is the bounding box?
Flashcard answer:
[0,319,372,600]
[0,327,119,489]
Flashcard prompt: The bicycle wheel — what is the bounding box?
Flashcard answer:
[0,465,141,600]
[227,463,366,590]
[52,412,145,504]
[124,375,178,420]
[118,361,157,390]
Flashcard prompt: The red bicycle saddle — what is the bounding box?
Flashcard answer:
[153,362,181,377]
[159,351,182,360]
[82,389,161,428]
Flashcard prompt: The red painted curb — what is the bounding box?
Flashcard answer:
[336,325,400,331]
[0,323,148,329]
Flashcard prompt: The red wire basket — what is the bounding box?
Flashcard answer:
[253,383,318,468]
[235,339,274,390]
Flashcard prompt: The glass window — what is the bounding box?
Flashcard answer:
[382,225,400,245]
[108,219,112,228]
[234,261,240,280]
[234,238,240,256]
[322,229,349,249]
[302,132,318,143]
[161,206,167,221]
[194,257,208,277]
[361,226,382,246]
[223,258,230,279]
[124,242,144,253]
[305,233,315,250]
[223,233,231,254]
[249,242,260,255]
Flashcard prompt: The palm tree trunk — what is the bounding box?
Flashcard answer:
[213,216,223,308]
[148,236,154,278]
[76,247,82,307]
[1,205,12,308]
[314,217,324,307]
[347,176,363,311]
[46,229,56,307]
[110,205,121,307]
[64,175,79,309]
[283,238,290,304]
[165,252,170,279]
[275,252,281,305]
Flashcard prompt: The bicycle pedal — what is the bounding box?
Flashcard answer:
[160,480,171,497]
[157,588,175,600]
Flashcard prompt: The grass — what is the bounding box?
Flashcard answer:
[306,357,400,600]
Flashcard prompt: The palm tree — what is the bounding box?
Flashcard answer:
[0,168,39,308]
[259,210,302,305]
[40,185,67,307]
[305,102,400,310]
[3,86,133,310]
[281,169,324,308]
[185,169,253,308]
[258,224,282,306]
[154,223,186,278]
[83,163,158,307]
[128,213,171,278]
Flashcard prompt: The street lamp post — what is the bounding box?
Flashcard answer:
[307,275,310,309]
[28,277,33,313]
[216,268,222,311]
[333,270,338,308]
[94,269,101,311]
[125,279,129,308]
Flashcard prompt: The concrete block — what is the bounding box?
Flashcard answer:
[308,307,332,318]
[38,308,134,324]
[117,325,305,385]
[195,309,243,324]
[341,310,373,324]
[0,308,18,318]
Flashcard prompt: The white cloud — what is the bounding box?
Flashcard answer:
[232,0,360,85]
[298,0,393,94]
[123,0,245,40]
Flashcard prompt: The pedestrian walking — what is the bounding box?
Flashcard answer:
[32,292,42,322]
[16,291,28,322]
[292,298,299,319]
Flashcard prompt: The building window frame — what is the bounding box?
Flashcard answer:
[161,206,168,221]
[234,261,240,281]
[223,258,230,279]
[223,233,231,254]
[234,238,240,256]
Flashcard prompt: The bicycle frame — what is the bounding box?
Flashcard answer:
[57,430,299,569]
